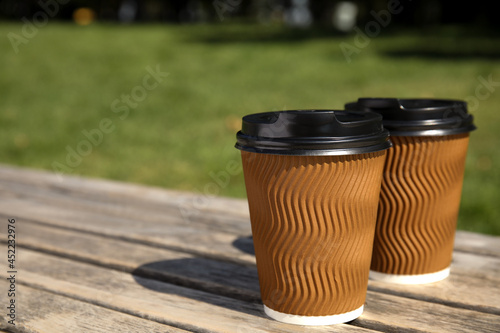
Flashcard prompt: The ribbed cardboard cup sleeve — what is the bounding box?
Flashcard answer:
[371,133,470,277]
[241,150,387,317]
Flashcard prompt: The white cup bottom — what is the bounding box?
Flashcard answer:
[263,304,363,326]
[369,267,450,285]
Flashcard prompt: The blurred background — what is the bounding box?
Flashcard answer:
[0,0,498,234]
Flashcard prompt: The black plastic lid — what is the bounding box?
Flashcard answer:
[235,110,391,156]
[345,98,476,136]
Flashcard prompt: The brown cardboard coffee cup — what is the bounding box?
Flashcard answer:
[346,99,476,284]
[371,134,470,283]
[236,110,391,324]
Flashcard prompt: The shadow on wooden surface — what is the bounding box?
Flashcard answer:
[131,258,265,316]
[232,235,255,255]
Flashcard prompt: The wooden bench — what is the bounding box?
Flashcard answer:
[0,165,499,332]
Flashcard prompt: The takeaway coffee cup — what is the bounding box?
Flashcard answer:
[235,110,391,325]
[346,98,476,284]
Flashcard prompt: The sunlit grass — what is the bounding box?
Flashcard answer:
[0,22,499,234]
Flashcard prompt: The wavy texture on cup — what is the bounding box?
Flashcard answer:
[241,150,386,316]
[371,134,470,276]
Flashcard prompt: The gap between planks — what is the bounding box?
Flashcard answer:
[0,211,256,268]
[1,172,499,259]
[0,282,192,333]
[0,165,250,219]
[4,250,376,333]
[9,249,500,333]
[1,220,499,317]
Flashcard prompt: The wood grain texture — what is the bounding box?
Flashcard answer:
[0,282,189,333]
[359,291,500,333]
[1,165,497,256]
[368,261,500,315]
[1,220,261,303]
[0,186,255,266]
[454,231,500,258]
[3,250,373,333]
[1,165,499,332]
[0,179,251,236]
[0,218,500,313]
[0,164,250,218]
[1,176,498,268]
[1,220,499,318]
[10,249,500,333]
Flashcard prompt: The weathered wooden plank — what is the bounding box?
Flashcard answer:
[1,165,499,331]
[0,196,255,266]
[454,231,500,258]
[0,180,251,236]
[0,282,190,333]
[1,165,499,258]
[6,250,374,333]
[0,164,250,218]
[3,221,499,319]
[368,264,500,315]
[12,249,500,333]
[5,220,260,303]
[359,291,499,333]
[2,189,499,275]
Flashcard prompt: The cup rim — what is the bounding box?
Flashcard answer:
[345,98,476,136]
[235,110,392,156]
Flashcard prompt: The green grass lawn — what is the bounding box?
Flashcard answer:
[0,22,499,235]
